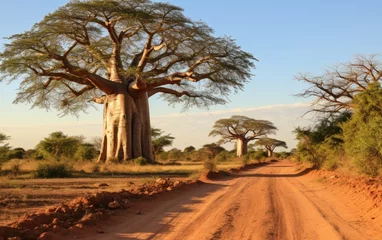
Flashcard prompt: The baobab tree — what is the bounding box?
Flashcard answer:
[255,138,287,157]
[209,115,277,157]
[0,1,255,163]
[296,54,382,114]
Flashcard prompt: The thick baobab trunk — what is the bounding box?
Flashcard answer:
[236,138,248,157]
[134,92,154,162]
[267,149,272,157]
[97,88,154,163]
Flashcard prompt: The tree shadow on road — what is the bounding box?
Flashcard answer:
[237,167,316,178]
[82,181,227,240]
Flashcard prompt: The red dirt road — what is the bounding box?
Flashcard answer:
[78,161,381,240]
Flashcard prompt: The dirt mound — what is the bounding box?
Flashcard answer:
[311,170,382,207]
[308,169,382,226]
[199,171,230,181]
[229,162,268,173]
[199,162,269,181]
[2,178,197,240]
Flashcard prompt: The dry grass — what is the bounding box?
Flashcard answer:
[1,159,244,178]
[0,158,249,225]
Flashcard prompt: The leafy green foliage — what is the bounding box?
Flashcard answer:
[293,112,350,168]
[184,146,196,153]
[35,162,73,178]
[74,143,97,161]
[249,148,268,161]
[36,132,80,160]
[134,157,148,166]
[0,132,11,163]
[203,158,217,171]
[151,127,175,157]
[202,143,225,159]
[8,148,26,159]
[342,83,382,176]
[167,148,183,162]
[255,138,287,157]
[209,115,277,144]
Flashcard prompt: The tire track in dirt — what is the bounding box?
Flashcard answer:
[75,161,381,240]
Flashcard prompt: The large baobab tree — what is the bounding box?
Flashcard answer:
[0,1,255,163]
[296,55,382,114]
[255,138,287,157]
[209,115,277,157]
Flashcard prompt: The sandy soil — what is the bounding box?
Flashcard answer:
[65,161,381,240]
[0,176,186,226]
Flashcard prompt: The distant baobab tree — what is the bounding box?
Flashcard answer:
[209,115,277,157]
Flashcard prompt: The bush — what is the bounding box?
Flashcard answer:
[203,158,216,171]
[34,162,73,178]
[134,157,148,166]
[342,83,382,176]
[75,143,97,161]
[10,161,21,175]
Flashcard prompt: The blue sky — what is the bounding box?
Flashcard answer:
[0,0,381,150]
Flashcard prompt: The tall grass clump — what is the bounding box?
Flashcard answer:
[34,162,73,178]
[203,158,216,171]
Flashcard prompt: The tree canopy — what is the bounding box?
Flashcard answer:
[151,127,174,156]
[255,138,287,157]
[0,0,256,116]
[296,55,382,114]
[209,115,277,144]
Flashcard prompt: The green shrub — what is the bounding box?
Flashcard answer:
[34,162,73,178]
[342,83,382,176]
[11,161,21,175]
[203,158,216,171]
[134,157,148,166]
[214,151,231,163]
[75,144,97,161]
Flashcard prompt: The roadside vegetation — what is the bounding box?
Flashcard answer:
[294,55,382,176]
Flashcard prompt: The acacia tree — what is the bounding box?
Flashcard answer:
[255,138,287,157]
[151,127,174,159]
[36,132,80,160]
[296,55,382,114]
[0,1,255,163]
[0,132,11,161]
[209,115,277,157]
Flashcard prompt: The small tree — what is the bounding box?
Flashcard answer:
[8,148,26,159]
[184,146,196,153]
[0,132,11,162]
[151,128,174,160]
[75,143,98,161]
[167,148,183,162]
[255,138,287,157]
[202,143,225,159]
[36,132,80,160]
[293,112,350,167]
[209,115,277,157]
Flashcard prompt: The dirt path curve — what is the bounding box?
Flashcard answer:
[79,161,381,240]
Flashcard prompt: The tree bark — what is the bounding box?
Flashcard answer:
[134,92,154,163]
[97,87,154,163]
[236,138,248,157]
[267,149,272,157]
